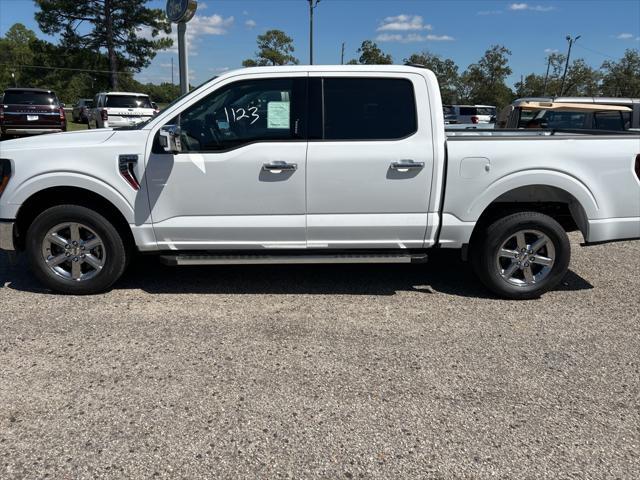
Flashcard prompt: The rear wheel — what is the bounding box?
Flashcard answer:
[26,205,128,294]
[471,212,570,299]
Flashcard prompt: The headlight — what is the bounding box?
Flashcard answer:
[0,159,12,198]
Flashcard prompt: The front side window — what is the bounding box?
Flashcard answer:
[322,78,417,140]
[175,78,305,152]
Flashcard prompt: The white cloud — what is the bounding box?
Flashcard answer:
[509,3,554,12]
[376,33,454,43]
[137,14,234,53]
[242,10,249,16]
[190,14,234,35]
[198,2,207,9]
[159,62,173,68]
[245,19,256,29]
[377,14,432,32]
[477,10,503,15]
[617,33,635,39]
[544,48,559,53]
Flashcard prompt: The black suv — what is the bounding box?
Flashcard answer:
[0,88,67,139]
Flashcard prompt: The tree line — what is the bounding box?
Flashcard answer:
[1,4,638,108]
[242,30,640,108]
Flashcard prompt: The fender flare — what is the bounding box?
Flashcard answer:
[466,169,598,221]
[10,172,136,224]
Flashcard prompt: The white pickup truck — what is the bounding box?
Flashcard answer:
[1,65,639,298]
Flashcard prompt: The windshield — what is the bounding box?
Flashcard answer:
[106,95,152,108]
[3,91,59,106]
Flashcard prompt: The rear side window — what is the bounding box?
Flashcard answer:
[459,107,476,116]
[323,78,417,140]
[3,91,58,105]
[592,111,625,131]
[106,95,152,108]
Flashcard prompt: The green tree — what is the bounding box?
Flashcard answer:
[34,0,172,90]
[459,45,514,108]
[514,52,566,97]
[600,49,640,97]
[242,29,298,66]
[0,23,38,87]
[405,51,459,103]
[349,40,393,65]
[561,59,601,96]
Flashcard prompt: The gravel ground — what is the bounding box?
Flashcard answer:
[1,232,639,479]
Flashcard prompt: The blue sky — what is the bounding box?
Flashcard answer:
[1,0,639,87]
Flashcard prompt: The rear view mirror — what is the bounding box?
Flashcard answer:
[159,125,182,154]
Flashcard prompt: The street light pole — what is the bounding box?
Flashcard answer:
[308,0,321,65]
[542,55,552,96]
[560,34,580,96]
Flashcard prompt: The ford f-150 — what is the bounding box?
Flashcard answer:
[1,65,639,298]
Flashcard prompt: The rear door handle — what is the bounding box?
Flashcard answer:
[263,161,298,173]
[390,160,425,172]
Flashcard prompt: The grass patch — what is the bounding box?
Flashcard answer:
[67,121,88,132]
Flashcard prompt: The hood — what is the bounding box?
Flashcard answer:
[0,129,116,152]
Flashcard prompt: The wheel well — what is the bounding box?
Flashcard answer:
[470,185,589,244]
[14,186,134,251]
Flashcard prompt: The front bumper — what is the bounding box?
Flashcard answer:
[0,220,16,251]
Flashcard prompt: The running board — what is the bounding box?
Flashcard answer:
[159,253,428,266]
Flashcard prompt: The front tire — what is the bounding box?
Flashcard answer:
[471,212,570,299]
[26,205,128,294]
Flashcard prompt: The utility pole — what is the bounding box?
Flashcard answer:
[308,0,321,65]
[340,42,345,65]
[171,57,174,85]
[542,55,552,96]
[560,34,580,96]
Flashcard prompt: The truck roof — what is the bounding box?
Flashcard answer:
[514,96,639,106]
[3,87,55,94]
[96,92,150,96]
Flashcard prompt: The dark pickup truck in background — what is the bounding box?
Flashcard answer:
[0,87,67,139]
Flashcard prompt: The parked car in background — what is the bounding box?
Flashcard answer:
[88,92,156,129]
[443,105,458,124]
[0,87,66,139]
[72,98,94,123]
[497,97,640,130]
[446,104,496,124]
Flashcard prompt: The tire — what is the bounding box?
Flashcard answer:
[26,205,128,294]
[471,211,570,300]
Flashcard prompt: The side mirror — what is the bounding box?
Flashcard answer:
[59,102,65,108]
[159,124,182,154]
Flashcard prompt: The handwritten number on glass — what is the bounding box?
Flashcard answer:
[224,106,260,125]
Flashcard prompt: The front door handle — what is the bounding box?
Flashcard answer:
[390,160,425,172]
[263,161,297,173]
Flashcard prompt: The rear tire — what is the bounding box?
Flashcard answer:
[26,205,128,294]
[471,211,570,299]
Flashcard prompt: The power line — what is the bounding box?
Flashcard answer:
[0,63,133,75]
[574,43,617,60]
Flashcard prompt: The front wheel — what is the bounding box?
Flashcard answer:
[26,205,128,294]
[471,212,570,299]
